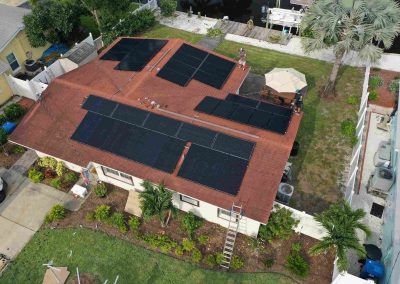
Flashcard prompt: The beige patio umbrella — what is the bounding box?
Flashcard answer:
[263,68,307,102]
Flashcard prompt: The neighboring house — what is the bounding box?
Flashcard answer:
[10,37,302,237]
[0,4,48,105]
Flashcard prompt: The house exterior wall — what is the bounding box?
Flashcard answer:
[0,31,49,104]
[35,150,84,173]
[0,74,13,105]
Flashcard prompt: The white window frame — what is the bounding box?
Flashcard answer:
[180,194,199,207]
[101,166,134,185]
[217,208,240,222]
[6,53,20,73]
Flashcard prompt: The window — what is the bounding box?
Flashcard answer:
[217,208,239,221]
[6,53,19,71]
[180,194,199,206]
[101,166,134,185]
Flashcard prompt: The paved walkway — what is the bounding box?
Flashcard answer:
[9,149,37,174]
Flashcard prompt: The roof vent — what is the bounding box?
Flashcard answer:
[276,183,294,205]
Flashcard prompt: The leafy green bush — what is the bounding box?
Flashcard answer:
[264,258,275,268]
[56,161,66,177]
[45,204,65,223]
[301,28,314,38]
[12,145,25,154]
[389,79,400,94]
[28,168,44,183]
[143,234,177,253]
[215,253,224,265]
[341,119,357,146]
[197,235,209,245]
[231,255,245,270]
[286,251,309,278]
[64,172,78,184]
[94,183,108,197]
[4,103,25,121]
[86,211,95,221]
[79,15,100,38]
[181,212,203,238]
[94,205,111,222]
[38,156,57,170]
[291,242,302,253]
[128,216,141,231]
[0,129,7,146]
[159,0,177,17]
[369,75,384,89]
[346,95,359,105]
[205,254,216,267]
[175,246,184,256]
[258,205,299,242]
[369,90,379,101]
[182,238,196,252]
[207,28,223,37]
[0,114,6,125]
[110,212,128,233]
[191,248,202,263]
[50,177,61,189]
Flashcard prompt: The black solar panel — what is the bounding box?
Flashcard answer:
[195,96,293,134]
[144,113,182,136]
[100,38,142,61]
[178,144,248,195]
[82,95,117,116]
[194,54,235,89]
[157,66,191,86]
[179,44,208,60]
[112,103,148,125]
[213,134,254,160]
[177,123,216,148]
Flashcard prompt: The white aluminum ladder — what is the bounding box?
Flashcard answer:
[220,204,242,270]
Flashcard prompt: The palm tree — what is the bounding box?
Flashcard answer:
[301,0,400,97]
[139,180,177,228]
[309,200,371,272]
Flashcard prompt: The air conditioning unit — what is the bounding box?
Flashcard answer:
[276,183,294,205]
[374,141,391,168]
[367,167,395,196]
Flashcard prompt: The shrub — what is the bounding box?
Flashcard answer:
[143,234,177,253]
[197,235,209,245]
[38,156,57,170]
[389,79,400,94]
[291,242,302,253]
[94,205,111,222]
[258,205,299,242]
[369,75,384,89]
[182,238,196,252]
[4,103,25,121]
[44,168,56,179]
[264,258,275,268]
[50,177,61,189]
[369,90,379,101]
[94,183,108,197]
[128,216,141,231]
[191,248,202,263]
[301,28,314,39]
[181,212,203,238]
[341,119,357,146]
[110,212,128,233]
[12,145,25,154]
[45,204,65,223]
[215,253,224,265]
[207,28,223,38]
[0,129,7,145]
[0,114,6,125]
[205,254,216,267]
[64,172,78,184]
[268,34,281,43]
[159,0,177,17]
[286,252,309,278]
[28,168,44,183]
[346,95,359,105]
[231,255,245,270]
[86,211,95,221]
[175,246,184,256]
[56,161,66,177]
[79,15,100,38]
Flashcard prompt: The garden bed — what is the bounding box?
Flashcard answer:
[369,69,398,108]
[0,143,25,169]
[49,184,334,284]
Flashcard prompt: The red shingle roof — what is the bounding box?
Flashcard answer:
[10,38,302,223]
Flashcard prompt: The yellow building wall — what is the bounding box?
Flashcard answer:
[0,30,49,105]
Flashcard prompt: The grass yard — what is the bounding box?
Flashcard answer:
[0,228,296,284]
[215,41,364,213]
[140,24,204,43]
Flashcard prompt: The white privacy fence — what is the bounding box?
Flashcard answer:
[344,66,370,205]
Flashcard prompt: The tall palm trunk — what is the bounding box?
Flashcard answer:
[92,9,102,35]
[165,209,172,227]
[323,53,344,97]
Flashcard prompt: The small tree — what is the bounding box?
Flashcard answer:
[159,0,177,17]
[309,200,371,272]
[139,181,176,228]
[0,129,7,146]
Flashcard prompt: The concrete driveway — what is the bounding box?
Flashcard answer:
[0,168,68,259]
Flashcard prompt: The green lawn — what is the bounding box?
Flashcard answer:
[0,229,295,284]
[141,24,204,43]
[215,41,364,213]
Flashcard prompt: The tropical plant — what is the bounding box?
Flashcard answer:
[94,182,108,197]
[28,168,44,183]
[207,28,223,38]
[0,114,6,125]
[45,204,66,223]
[205,254,216,267]
[139,180,176,227]
[38,156,57,171]
[12,145,26,154]
[197,235,209,245]
[286,246,309,278]
[389,78,400,94]
[109,212,128,233]
[64,172,78,184]
[369,75,384,89]
[128,216,141,231]
[182,238,195,252]
[191,248,202,263]
[215,252,224,265]
[346,95,359,105]
[181,212,203,238]
[4,103,25,121]
[231,255,245,270]
[258,205,299,242]
[0,129,7,146]
[142,234,177,253]
[55,161,66,177]
[159,0,177,17]
[368,90,379,101]
[341,119,358,145]
[175,246,184,256]
[301,0,400,97]
[50,177,61,189]
[94,204,111,222]
[309,200,371,272]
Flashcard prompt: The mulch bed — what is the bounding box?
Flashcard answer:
[0,143,24,169]
[49,185,334,284]
[370,69,399,108]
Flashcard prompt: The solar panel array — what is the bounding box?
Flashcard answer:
[157,44,235,89]
[195,94,293,134]
[100,38,167,71]
[73,95,255,194]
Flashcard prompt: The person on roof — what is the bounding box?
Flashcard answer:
[238,48,247,70]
